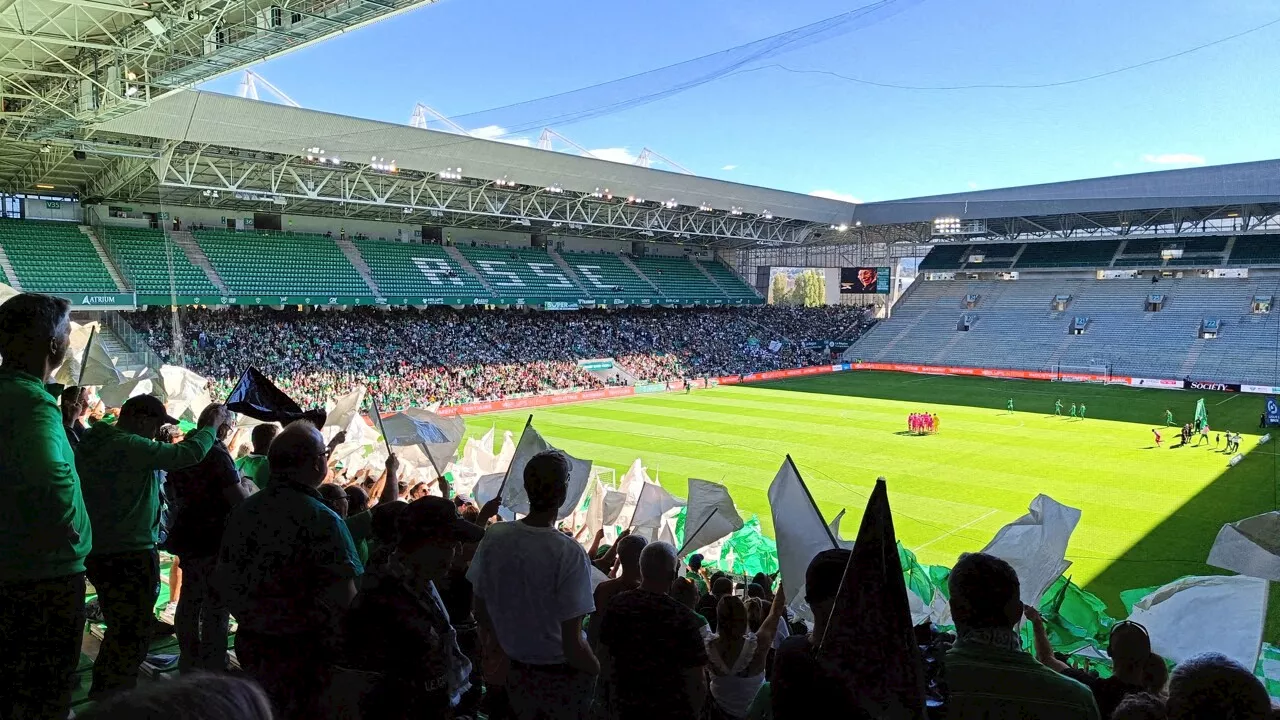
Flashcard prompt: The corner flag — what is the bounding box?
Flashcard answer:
[1194,399,1208,431]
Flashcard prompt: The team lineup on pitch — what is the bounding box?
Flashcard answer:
[466,370,1278,630]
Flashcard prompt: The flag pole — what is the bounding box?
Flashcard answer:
[76,326,96,387]
[495,415,533,499]
[369,389,392,456]
[788,454,839,548]
[674,508,719,558]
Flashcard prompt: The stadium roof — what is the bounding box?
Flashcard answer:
[96,91,856,225]
[0,90,856,247]
[853,159,1280,226]
[0,0,441,141]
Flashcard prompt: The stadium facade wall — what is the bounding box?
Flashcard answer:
[22,198,81,222]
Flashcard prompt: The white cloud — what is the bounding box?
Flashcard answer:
[809,189,862,204]
[587,147,639,165]
[1141,153,1206,166]
[966,181,978,190]
[468,125,533,147]
[722,164,737,171]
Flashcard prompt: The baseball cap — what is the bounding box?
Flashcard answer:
[397,496,485,546]
[121,394,179,426]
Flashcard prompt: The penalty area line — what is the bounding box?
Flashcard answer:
[914,509,998,551]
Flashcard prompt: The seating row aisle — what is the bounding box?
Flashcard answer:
[100,227,219,296]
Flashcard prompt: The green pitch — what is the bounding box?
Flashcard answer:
[466,370,1278,633]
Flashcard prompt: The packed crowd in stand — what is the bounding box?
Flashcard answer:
[128,305,876,409]
[3,291,1275,720]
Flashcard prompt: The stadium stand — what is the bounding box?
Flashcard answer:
[455,245,582,298]
[98,227,219,295]
[630,253,723,299]
[352,239,488,297]
[1015,239,1120,268]
[851,273,1280,385]
[918,243,970,271]
[0,219,118,293]
[192,229,370,297]
[1227,235,1280,265]
[695,257,759,299]
[559,250,655,297]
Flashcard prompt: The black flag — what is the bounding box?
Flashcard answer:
[818,478,927,719]
[226,367,326,426]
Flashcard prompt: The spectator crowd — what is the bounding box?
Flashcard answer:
[128,305,876,410]
[3,290,1274,720]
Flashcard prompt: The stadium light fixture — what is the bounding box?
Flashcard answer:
[440,167,462,180]
[933,217,961,235]
[125,86,139,97]
[640,230,655,237]
[544,185,564,193]
[830,224,849,232]
[662,198,678,209]
[35,184,55,190]
[729,206,743,216]
[699,202,713,211]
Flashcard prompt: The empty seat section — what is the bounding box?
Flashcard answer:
[193,230,369,296]
[100,227,217,295]
[918,244,970,271]
[1228,237,1280,264]
[0,219,117,292]
[560,252,652,297]
[630,255,720,298]
[456,246,579,298]
[696,258,758,299]
[1016,240,1119,268]
[353,240,486,296]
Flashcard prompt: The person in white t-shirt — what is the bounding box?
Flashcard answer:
[467,450,599,720]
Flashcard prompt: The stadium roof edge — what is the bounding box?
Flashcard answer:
[92,90,857,226]
[852,158,1280,227]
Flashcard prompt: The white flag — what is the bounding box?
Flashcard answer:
[500,419,592,521]
[97,377,160,409]
[1207,511,1280,581]
[768,455,836,618]
[601,488,627,526]
[827,508,856,550]
[1126,575,1268,670]
[681,479,744,555]
[0,282,16,304]
[981,494,1081,607]
[631,482,685,532]
[580,480,607,544]
[159,365,210,422]
[380,408,466,476]
[615,458,651,528]
[462,426,499,475]
[56,323,123,387]
[494,430,516,471]
[325,387,366,430]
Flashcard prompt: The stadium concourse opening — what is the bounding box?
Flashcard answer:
[741,370,1280,632]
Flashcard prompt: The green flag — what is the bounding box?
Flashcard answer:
[1020,576,1116,656]
[1195,398,1208,430]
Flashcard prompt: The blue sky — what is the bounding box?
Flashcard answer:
[200,0,1280,203]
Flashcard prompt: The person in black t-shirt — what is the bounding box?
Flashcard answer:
[166,403,251,674]
[1026,610,1165,719]
[697,576,733,633]
[600,541,708,720]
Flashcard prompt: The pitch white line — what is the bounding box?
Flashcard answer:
[915,509,998,551]
[1216,394,1241,406]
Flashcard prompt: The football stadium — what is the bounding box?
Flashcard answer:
[2,0,1280,717]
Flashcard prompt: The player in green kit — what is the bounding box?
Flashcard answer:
[1055,399,1063,416]
[1165,409,1174,426]
[1007,398,1014,413]
[1069,402,1077,418]
[1079,402,1087,419]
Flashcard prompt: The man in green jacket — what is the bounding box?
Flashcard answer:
[77,394,227,698]
[0,293,89,720]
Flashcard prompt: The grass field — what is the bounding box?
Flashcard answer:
[464,370,1279,636]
